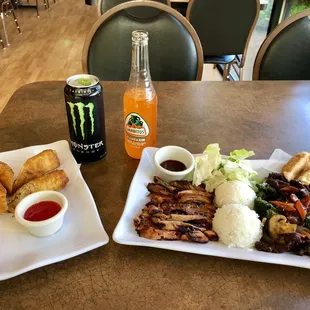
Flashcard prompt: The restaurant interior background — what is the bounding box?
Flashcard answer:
[0,0,310,112]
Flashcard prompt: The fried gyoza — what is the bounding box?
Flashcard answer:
[0,183,8,214]
[0,161,14,194]
[298,170,310,185]
[12,149,60,193]
[8,170,69,212]
[282,152,309,181]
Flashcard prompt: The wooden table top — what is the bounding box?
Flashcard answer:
[1,81,310,309]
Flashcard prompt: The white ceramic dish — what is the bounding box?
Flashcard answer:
[154,145,195,182]
[15,191,68,237]
[0,140,109,280]
[113,147,310,270]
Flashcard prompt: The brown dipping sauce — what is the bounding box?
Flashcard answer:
[160,160,187,172]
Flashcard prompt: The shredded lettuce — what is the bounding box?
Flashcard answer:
[193,144,221,186]
[192,144,258,191]
[228,149,255,162]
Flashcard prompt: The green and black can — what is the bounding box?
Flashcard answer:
[64,74,107,163]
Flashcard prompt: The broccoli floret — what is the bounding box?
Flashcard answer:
[266,208,279,219]
[256,183,279,201]
[254,197,279,219]
[304,215,310,230]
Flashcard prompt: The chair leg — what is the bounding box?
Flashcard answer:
[0,33,5,48]
[9,2,22,34]
[0,12,9,46]
[239,67,244,81]
[223,64,232,81]
[43,0,48,10]
[36,0,40,17]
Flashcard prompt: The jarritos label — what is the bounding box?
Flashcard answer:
[125,113,149,142]
[67,102,95,140]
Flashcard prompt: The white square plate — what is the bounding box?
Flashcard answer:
[113,147,310,269]
[0,141,109,280]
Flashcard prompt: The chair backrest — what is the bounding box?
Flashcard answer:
[83,1,203,81]
[186,0,259,67]
[97,0,171,16]
[253,9,310,80]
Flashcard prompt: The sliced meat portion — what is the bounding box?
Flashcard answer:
[181,230,209,243]
[147,183,174,196]
[134,177,218,244]
[169,180,205,192]
[148,193,176,204]
[204,230,219,241]
[151,213,208,222]
[153,176,177,192]
[138,227,182,240]
[177,190,213,204]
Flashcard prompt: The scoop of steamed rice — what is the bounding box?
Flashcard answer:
[212,204,262,249]
[214,180,256,209]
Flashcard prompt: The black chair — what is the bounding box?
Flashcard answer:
[97,0,171,16]
[253,9,310,80]
[83,1,203,81]
[186,0,260,80]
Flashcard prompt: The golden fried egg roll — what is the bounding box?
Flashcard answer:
[0,161,14,194]
[0,183,8,214]
[12,149,60,193]
[282,152,309,181]
[9,170,69,212]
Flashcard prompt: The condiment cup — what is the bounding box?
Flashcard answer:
[15,191,68,237]
[154,146,195,182]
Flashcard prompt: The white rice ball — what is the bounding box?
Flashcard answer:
[215,180,256,209]
[212,204,262,249]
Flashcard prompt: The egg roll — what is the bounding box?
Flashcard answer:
[12,149,60,193]
[8,170,69,212]
[0,161,14,194]
[282,152,309,181]
[0,183,8,214]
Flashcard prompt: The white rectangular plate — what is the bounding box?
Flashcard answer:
[113,147,310,269]
[0,141,109,280]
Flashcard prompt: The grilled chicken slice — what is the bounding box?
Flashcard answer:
[204,230,219,241]
[169,180,206,192]
[177,190,213,204]
[151,213,208,222]
[148,193,176,204]
[147,183,174,196]
[138,227,182,240]
[153,176,177,192]
[181,230,209,243]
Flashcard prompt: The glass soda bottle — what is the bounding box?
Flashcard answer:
[123,30,157,159]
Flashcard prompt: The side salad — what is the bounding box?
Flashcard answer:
[192,143,258,191]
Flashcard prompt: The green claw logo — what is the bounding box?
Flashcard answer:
[67,102,95,140]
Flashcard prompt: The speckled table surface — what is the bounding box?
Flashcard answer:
[0,81,310,309]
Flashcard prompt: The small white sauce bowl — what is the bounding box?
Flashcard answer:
[15,191,68,237]
[154,146,195,182]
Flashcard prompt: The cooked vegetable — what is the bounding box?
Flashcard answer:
[290,193,299,203]
[302,196,310,209]
[304,215,310,229]
[256,183,279,201]
[269,201,296,212]
[280,186,299,193]
[254,197,279,219]
[268,215,297,239]
[295,199,306,221]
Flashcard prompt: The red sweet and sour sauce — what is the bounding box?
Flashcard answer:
[24,201,62,222]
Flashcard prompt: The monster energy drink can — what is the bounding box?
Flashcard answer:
[64,74,107,163]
